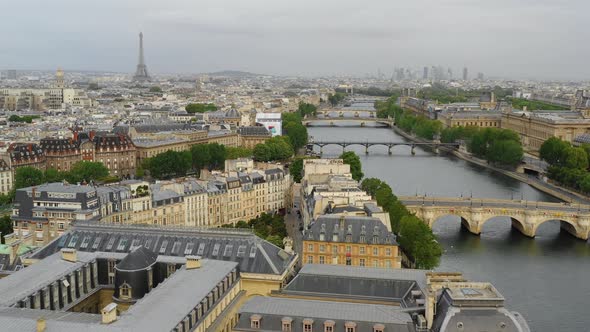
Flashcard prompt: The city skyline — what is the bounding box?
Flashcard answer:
[1,0,589,80]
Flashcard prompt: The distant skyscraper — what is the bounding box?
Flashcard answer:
[423,66,429,79]
[447,67,453,80]
[477,72,485,80]
[6,70,17,80]
[462,67,468,81]
[133,32,151,82]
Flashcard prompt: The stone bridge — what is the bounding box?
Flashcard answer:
[400,196,590,240]
[303,117,393,128]
[306,140,459,155]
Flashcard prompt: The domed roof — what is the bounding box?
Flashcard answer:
[116,246,157,272]
[225,108,240,118]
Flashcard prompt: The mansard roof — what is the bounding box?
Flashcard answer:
[31,223,296,276]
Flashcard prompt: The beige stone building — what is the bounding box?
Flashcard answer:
[437,110,501,128]
[501,110,590,153]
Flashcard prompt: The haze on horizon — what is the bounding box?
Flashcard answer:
[1,0,588,80]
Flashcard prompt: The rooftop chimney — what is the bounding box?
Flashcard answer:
[185,255,202,270]
[61,248,77,263]
[101,303,118,324]
[90,130,96,141]
[36,318,46,332]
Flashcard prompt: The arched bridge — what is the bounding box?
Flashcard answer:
[400,196,590,240]
[306,140,459,154]
[303,117,391,127]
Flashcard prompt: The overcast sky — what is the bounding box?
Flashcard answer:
[1,0,588,80]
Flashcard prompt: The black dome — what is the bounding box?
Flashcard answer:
[116,246,157,272]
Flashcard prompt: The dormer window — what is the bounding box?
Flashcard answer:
[332,234,338,242]
[373,323,385,332]
[324,320,335,332]
[303,318,314,332]
[345,322,357,332]
[282,317,293,331]
[250,314,262,329]
[119,282,132,300]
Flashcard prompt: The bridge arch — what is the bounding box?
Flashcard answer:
[478,215,528,237]
[533,217,588,240]
[428,211,477,234]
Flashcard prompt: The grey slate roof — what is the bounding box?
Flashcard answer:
[238,126,271,136]
[306,215,398,246]
[31,223,296,276]
[282,264,426,308]
[235,296,416,332]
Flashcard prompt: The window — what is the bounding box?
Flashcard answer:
[106,237,116,250]
[385,248,391,256]
[36,223,43,229]
[91,237,102,250]
[319,256,325,264]
[184,242,195,255]
[144,239,152,249]
[307,255,313,264]
[360,246,366,255]
[119,282,132,300]
[373,247,379,256]
[80,236,91,249]
[385,260,392,268]
[332,245,338,255]
[250,314,261,329]
[197,243,206,255]
[212,243,221,256]
[171,241,181,255]
[223,244,233,257]
[303,319,314,332]
[360,258,366,267]
[159,240,169,254]
[237,245,246,257]
[282,317,293,331]
[319,245,325,253]
[58,223,64,230]
[307,243,314,252]
[68,235,79,248]
[373,260,379,268]
[324,320,335,332]
[345,322,357,332]
[131,238,141,249]
[249,246,257,258]
[346,245,351,253]
[373,323,385,332]
[117,238,128,251]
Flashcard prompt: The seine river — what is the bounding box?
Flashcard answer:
[307,124,590,332]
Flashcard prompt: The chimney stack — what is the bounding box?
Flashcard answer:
[36,318,46,332]
[61,248,77,263]
[185,255,202,270]
[90,131,96,140]
[101,303,118,324]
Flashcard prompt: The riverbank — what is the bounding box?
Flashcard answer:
[391,125,590,204]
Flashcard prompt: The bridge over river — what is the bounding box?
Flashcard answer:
[306,140,459,154]
[400,196,590,240]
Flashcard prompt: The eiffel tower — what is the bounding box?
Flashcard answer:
[133,32,151,82]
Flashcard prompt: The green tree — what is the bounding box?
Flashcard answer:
[0,216,13,244]
[563,147,588,170]
[540,137,570,166]
[145,150,191,179]
[340,151,364,181]
[398,215,442,269]
[44,168,66,183]
[289,158,304,183]
[297,102,317,117]
[284,122,308,151]
[149,86,162,93]
[185,103,217,114]
[67,161,110,183]
[361,178,385,198]
[14,167,45,189]
[253,144,272,162]
[208,143,227,170]
[486,140,523,166]
[190,144,211,174]
[226,147,253,159]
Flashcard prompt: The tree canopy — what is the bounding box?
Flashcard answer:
[541,137,590,194]
[185,103,217,114]
[14,167,45,189]
[340,151,363,181]
[253,136,294,162]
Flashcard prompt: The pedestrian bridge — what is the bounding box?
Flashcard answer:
[400,196,590,240]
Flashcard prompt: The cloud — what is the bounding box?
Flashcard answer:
[0,0,588,79]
